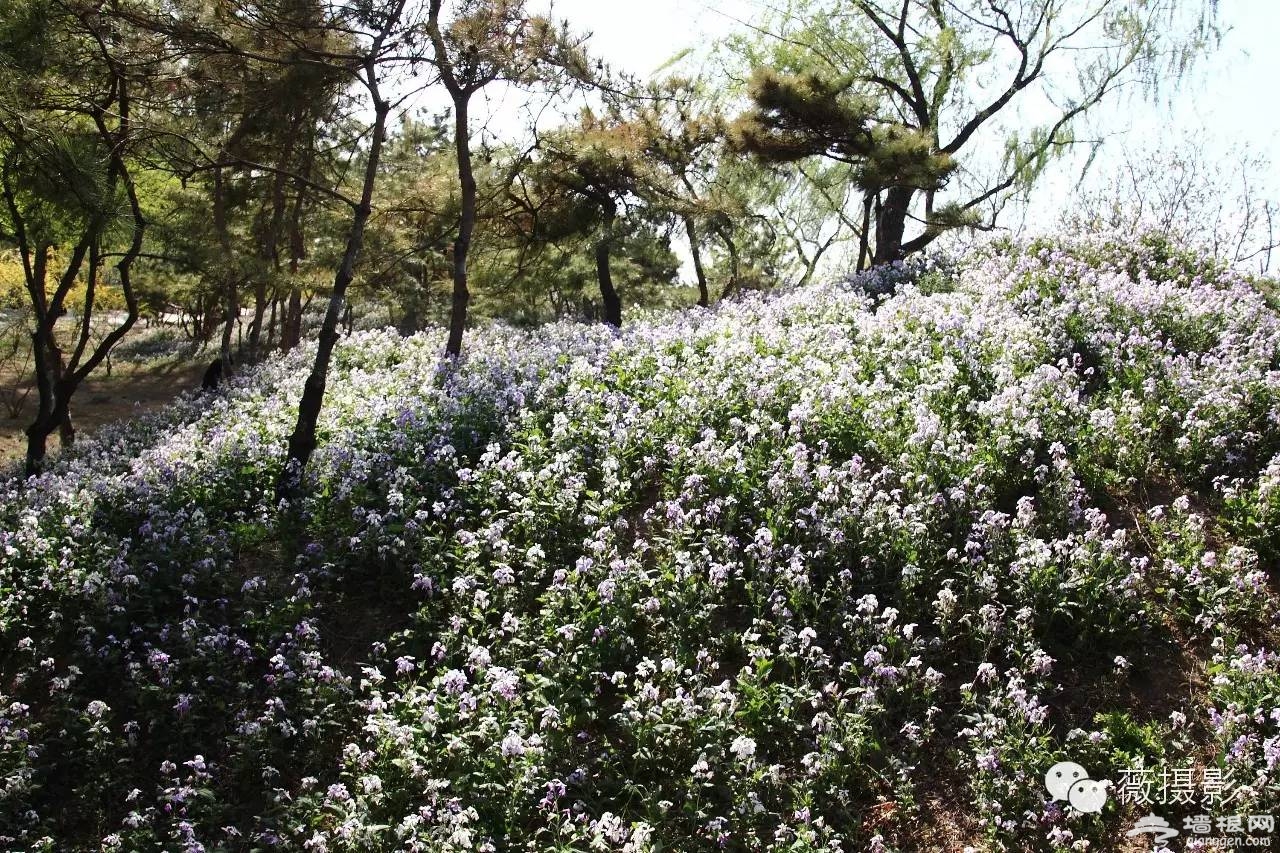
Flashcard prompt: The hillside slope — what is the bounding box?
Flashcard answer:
[2,234,1278,852]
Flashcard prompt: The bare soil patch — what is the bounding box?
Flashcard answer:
[0,357,207,463]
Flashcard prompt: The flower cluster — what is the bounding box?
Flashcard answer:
[1,230,1277,851]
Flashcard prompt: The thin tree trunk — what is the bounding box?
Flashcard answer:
[715,227,740,299]
[426,0,476,361]
[858,192,873,271]
[266,295,279,349]
[24,331,57,474]
[56,241,99,449]
[201,292,218,345]
[445,96,475,358]
[873,186,913,266]
[248,281,268,360]
[23,237,91,475]
[220,287,237,363]
[281,147,311,352]
[595,231,621,328]
[283,287,302,351]
[279,61,395,497]
[50,378,73,455]
[684,214,708,307]
[251,119,298,360]
[213,164,238,364]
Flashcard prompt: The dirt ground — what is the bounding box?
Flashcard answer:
[0,357,208,464]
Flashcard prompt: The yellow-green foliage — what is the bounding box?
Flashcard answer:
[0,249,126,313]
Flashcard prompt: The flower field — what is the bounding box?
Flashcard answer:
[2,233,1278,851]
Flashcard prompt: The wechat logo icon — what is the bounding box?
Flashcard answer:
[1045,761,1111,814]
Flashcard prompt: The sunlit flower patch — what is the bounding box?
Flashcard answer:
[1,231,1277,851]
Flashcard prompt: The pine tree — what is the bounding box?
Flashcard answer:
[731,68,960,266]
[725,0,1219,269]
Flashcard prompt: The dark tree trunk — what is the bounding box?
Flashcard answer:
[445,97,475,358]
[595,238,621,327]
[251,118,298,361]
[24,332,58,475]
[55,352,74,448]
[282,288,302,351]
[858,192,874,271]
[684,215,709,307]
[873,186,914,266]
[279,79,393,498]
[280,142,312,353]
[22,236,91,475]
[24,365,75,471]
[595,203,621,328]
[247,281,268,360]
[715,227,741,299]
[58,413,75,447]
[266,295,279,349]
[219,286,238,364]
[213,164,238,365]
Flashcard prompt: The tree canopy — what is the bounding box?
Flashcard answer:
[723,0,1219,266]
[0,0,1235,479]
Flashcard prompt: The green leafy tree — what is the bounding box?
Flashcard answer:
[119,0,434,490]
[525,110,675,328]
[147,0,350,362]
[614,78,728,306]
[426,0,586,356]
[726,0,1218,266]
[0,0,153,474]
[359,114,458,334]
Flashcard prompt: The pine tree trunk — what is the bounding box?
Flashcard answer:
[24,423,48,476]
[718,230,741,299]
[52,379,72,448]
[596,204,622,328]
[219,287,237,365]
[445,97,474,358]
[280,139,313,353]
[858,192,873,271]
[50,335,73,448]
[873,186,914,266]
[282,287,302,351]
[21,236,90,474]
[26,355,79,471]
[684,215,709,307]
[58,413,75,447]
[213,164,238,365]
[279,85,392,498]
[595,238,621,327]
[248,281,268,360]
[24,331,57,476]
[25,336,77,464]
[266,295,279,349]
[252,123,293,362]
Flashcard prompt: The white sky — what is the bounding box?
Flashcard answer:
[540,0,753,77]
[537,0,1279,188]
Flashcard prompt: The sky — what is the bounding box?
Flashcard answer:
[538,0,753,78]
[1104,0,1280,156]
[458,0,1280,277]
[540,0,1279,136]
[537,0,1279,182]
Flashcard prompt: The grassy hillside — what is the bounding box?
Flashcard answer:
[1,233,1278,852]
